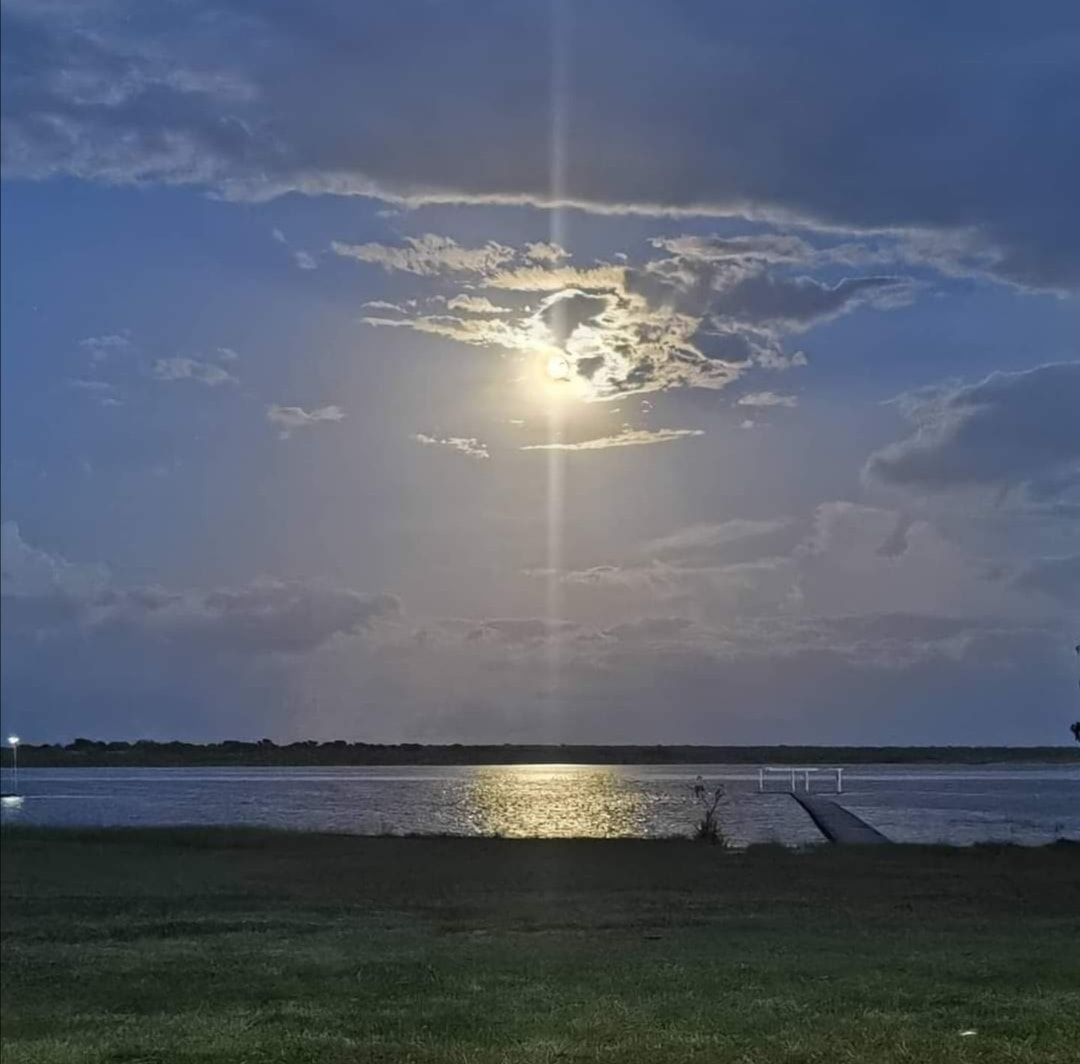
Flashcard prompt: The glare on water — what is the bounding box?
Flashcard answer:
[463,764,646,837]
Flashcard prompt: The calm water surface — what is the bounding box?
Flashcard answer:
[2,763,1077,846]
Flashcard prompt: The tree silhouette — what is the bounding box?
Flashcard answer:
[692,776,728,845]
[1074,645,1080,743]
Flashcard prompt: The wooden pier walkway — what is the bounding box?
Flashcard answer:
[794,795,889,844]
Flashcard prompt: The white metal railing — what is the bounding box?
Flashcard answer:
[758,766,843,793]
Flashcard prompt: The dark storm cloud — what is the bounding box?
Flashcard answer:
[3,2,1078,288]
[865,363,1080,496]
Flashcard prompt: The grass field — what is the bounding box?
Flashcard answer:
[2,828,1079,1063]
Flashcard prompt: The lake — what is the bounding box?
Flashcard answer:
[2,764,1077,846]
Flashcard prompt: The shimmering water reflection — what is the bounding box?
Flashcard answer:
[462,765,647,837]
[2,763,1077,845]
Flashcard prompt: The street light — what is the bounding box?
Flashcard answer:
[7,736,19,793]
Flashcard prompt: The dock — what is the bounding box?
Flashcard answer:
[794,795,889,844]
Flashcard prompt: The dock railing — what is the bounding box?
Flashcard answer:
[758,766,843,793]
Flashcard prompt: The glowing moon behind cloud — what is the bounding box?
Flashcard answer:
[546,353,571,381]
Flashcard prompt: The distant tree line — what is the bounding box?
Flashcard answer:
[9,739,1079,768]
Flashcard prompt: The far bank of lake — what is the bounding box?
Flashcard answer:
[10,742,1078,767]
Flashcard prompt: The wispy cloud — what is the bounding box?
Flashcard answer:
[152,357,236,386]
[412,433,490,459]
[67,378,122,407]
[267,403,345,438]
[446,294,514,315]
[738,391,798,408]
[271,227,317,270]
[520,428,704,451]
[332,234,515,276]
[524,241,569,263]
[79,332,133,362]
[67,378,114,393]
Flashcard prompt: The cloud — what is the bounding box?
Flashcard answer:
[538,494,1061,631]
[79,332,132,362]
[708,274,910,330]
[266,403,345,438]
[524,241,569,263]
[520,428,704,451]
[412,433,490,459]
[1,521,109,600]
[640,519,803,566]
[650,233,817,268]
[865,363,1080,497]
[356,229,915,400]
[4,521,1072,744]
[538,290,611,344]
[332,234,515,276]
[109,581,398,655]
[480,261,750,398]
[446,294,513,315]
[67,377,114,392]
[4,3,1075,289]
[67,378,122,407]
[152,357,236,386]
[362,600,1069,745]
[271,227,317,269]
[604,616,694,642]
[484,264,627,292]
[361,300,416,313]
[466,617,579,643]
[363,312,533,351]
[737,392,797,408]
[1011,554,1080,606]
[1,521,397,654]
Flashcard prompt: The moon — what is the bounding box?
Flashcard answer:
[546,353,571,381]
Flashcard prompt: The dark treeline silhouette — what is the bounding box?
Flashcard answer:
[10,739,1079,768]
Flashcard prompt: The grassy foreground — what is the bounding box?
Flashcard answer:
[2,829,1078,1063]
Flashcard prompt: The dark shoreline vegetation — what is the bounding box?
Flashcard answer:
[2,828,1079,1063]
[12,739,1079,768]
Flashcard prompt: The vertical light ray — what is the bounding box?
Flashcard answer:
[544,0,570,714]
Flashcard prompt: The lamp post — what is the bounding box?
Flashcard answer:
[7,736,19,793]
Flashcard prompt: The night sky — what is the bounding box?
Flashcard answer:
[2,2,1078,743]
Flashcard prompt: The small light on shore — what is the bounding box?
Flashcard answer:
[7,735,19,747]
[959,1030,977,1037]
